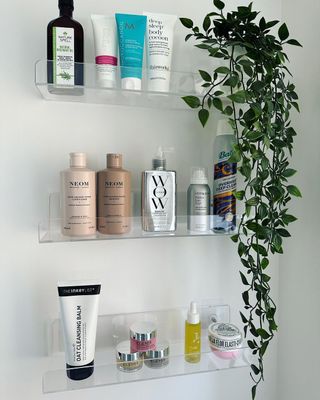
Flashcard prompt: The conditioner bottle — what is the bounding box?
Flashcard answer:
[97,154,131,234]
[184,301,201,363]
[60,153,96,236]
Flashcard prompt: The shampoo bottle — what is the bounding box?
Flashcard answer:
[212,120,237,232]
[47,0,84,87]
[142,147,176,232]
[97,154,131,234]
[187,167,210,232]
[60,153,96,236]
[185,301,201,363]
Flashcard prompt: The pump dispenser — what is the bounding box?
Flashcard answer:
[142,146,176,232]
[185,301,201,363]
[187,167,210,231]
[60,153,96,236]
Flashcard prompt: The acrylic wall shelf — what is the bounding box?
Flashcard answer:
[43,304,251,394]
[35,59,207,109]
[38,193,238,243]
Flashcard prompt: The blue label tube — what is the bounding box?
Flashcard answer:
[115,13,147,90]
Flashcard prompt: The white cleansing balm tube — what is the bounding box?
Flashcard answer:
[144,12,177,92]
[91,15,118,88]
[58,281,101,380]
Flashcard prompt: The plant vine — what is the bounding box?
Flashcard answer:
[181,1,302,398]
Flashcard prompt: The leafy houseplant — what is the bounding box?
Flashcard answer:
[180,1,301,398]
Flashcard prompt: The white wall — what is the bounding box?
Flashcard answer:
[0,1,281,400]
[278,1,320,399]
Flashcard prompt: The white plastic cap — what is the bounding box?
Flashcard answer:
[121,77,142,91]
[187,301,200,324]
[69,152,87,168]
[152,146,174,170]
[190,167,208,184]
[217,119,234,136]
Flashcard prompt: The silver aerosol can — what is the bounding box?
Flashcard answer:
[142,147,176,232]
[187,167,210,231]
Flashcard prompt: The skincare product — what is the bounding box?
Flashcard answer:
[187,167,210,232]
[91,15,117,88]
[47,0,84,87]
[97,154,131,235]
[144,12,177,92]
[142,147,176,232]
[208,322,242,359]
[144,342,170,369]
[213,119,237,232]
[116,341,143,372]
[130,321,157,353]
[185,301,201,363]
[60,153,96,236]
[115,14,147,90]
[58,281,101,380]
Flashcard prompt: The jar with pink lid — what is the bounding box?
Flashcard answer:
[130,321,157,353]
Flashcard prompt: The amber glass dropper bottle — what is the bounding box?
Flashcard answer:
[47,0,84,88]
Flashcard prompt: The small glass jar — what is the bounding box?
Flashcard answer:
[116,340,143,372]
[144,342,170,369]
[130,321,157,353]
[208,322,242,360]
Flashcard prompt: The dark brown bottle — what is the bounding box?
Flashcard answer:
[47,0,84,87]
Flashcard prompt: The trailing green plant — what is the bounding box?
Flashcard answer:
[181,1,301,398]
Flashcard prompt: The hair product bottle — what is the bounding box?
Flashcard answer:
[60,153,96,236]
[47,0,84,88]
[212,119,237,232]
[97,154,131,234]
[187,167,210,232]
[185,301,201,363]
[142,147,176,232]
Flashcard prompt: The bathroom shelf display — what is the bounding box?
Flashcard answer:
[38,193,238,243]
[35,60,206,109]
[43,304,251,394]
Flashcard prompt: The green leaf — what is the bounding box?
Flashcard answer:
[277,228,291,237]
[240,311,248,323]
[282,168,297,178]
[251,364,260,375]
[234,190,245,200]
[261,258,269,269]
[260,341,269,357]
[213,0,225,10]
[203,15,211,31]
[199,70,212,82]
[246,197,259,206]
[252,244,268,256]
[215,66,231,74]
[231,234,239,243]
[282,214,297,224]
[198,109,209,127]
[212,97,223,111]
[223,105,233,116]
[265,20,279,29]
[262,273,271,283]
[246,131,264,141]
[240,271,249,285]
[252,384,257,400]
[286,39,302,47]
[228,90,247,103]
[195,43,212,50]
[182,96,200,109]
[185,34,193,42]
[278,23,289,41]
[256,328,270,339]
[287,185,302,197]
[238,242,247,257]
[180,18,193,29]
[242,290,250,306]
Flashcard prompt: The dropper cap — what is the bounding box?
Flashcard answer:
[217,119,234,136]
[69,152,87,168]
[190,167,208,185]
[187,301,200,324]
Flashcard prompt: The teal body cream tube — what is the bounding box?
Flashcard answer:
[58,281,101,380]
[115,14,147,90]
